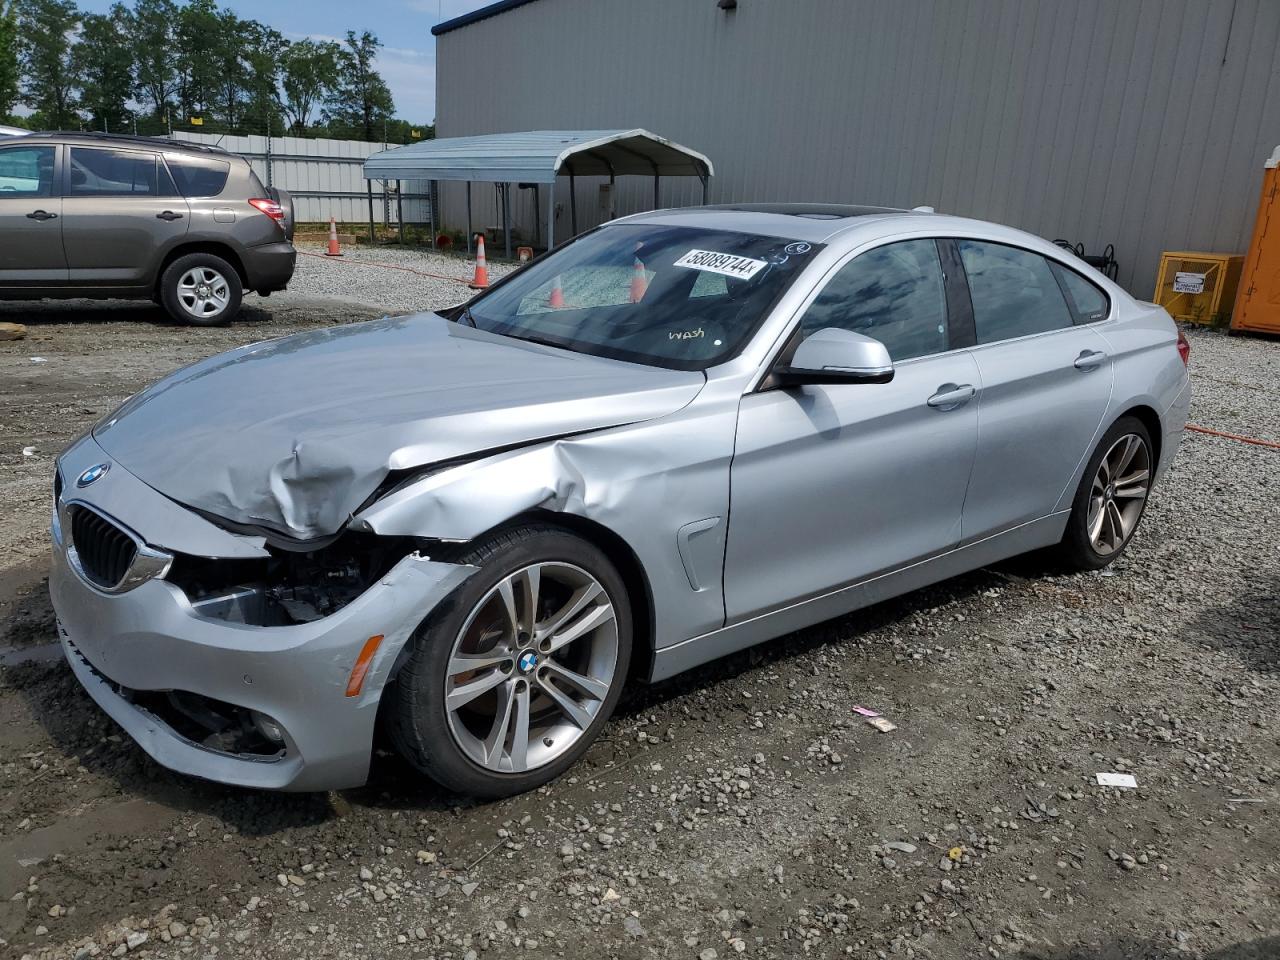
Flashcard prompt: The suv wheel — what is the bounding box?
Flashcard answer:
[160,253,243,326]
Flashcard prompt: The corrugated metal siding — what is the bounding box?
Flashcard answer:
[436,0,1280,297]
[171,132,434,224]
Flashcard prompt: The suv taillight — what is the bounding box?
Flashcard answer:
[248,198,285,226]
[1176,329,1191,366]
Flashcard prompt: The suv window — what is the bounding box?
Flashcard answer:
[165,155,231,197]
[1051,262,1110,323]
[0,145,55,197]
[69,147,158,196]
[799,239,948,361]
[958,240,1073,343]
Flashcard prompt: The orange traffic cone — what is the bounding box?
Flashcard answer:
[469,234,490,289]
[548,274,565,308]
[629,256,647,303]
[324,216,343,257]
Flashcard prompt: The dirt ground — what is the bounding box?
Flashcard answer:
[0,289,1277,960]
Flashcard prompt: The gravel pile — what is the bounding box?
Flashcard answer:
[288,242,518,316]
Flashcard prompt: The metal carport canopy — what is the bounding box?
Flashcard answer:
[361,128,714,184]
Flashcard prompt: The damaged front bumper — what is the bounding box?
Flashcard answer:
[49,481,474,791]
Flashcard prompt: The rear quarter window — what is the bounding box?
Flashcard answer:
[165,155,231,198]
[1051,262,1111,323]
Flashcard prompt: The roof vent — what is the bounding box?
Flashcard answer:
[718,0,738,9]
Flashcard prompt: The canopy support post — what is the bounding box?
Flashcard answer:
[700,172,709,204]
[565,160,578,237]
[653,174,660,210]
[547,178,555,251]
[366,180,375,244]
[396,179,404,244]
[532,184,541,250]
[608,172,616,220]
[428,180,436,249]
[466,181,472,255]
[502,182,512,260]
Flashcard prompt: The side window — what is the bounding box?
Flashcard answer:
[69,148,158,197]
[799,239,948,362]
[1051,262,1110,323]
[165,156,231,198]
[0,145,55,198]
[958,240,1073,343]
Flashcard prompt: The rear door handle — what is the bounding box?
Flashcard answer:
[156,210,184,221]
[1074,349,1107,370]
[25,209,57,221]
[927,383,976,410]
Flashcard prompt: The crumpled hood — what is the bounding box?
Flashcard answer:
[93,313,705,540]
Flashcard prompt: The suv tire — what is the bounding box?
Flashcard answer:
[159,252,243,326]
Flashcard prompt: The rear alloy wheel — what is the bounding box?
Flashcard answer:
[159,252,243,326]
[389,526,632,797]
[1056,416,1154,570]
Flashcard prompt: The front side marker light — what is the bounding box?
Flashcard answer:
[346,635,385,698]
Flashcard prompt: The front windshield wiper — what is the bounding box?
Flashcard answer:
[503,331,573,352]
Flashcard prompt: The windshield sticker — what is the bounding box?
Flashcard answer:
[784,242,812,255]
[673,249,768,280]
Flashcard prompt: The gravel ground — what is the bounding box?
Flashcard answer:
[289,241,517,315]
[0,271,1277,960]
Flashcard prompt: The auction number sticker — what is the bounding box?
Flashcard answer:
[673,249,768,280]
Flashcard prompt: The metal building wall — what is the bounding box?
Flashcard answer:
[435,0,1280,297]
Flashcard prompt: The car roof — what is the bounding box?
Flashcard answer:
[12,131,232,156]
[620,203,931,243]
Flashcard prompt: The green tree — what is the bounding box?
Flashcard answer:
[16,0,80,128]
[324,30,393,142]
[280,38,338,136]
[75,5,135,132]
[124,0,180,129]
[0,0,18,120]
[237,20,285,135]
[175,0,219,125]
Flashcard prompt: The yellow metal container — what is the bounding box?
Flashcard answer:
[1153,251,1244,326]
[1232,144,1280,335]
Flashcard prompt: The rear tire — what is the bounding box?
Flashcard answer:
[388,525,632,798]
[1055,416,1154,571]
[159,253,242,326]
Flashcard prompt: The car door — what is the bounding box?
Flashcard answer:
[0,142,67,284]
[723,238,980,623]
[61,146,190,285]
[953,239,1114,541]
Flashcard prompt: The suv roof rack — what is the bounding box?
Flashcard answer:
[30,131,232,155]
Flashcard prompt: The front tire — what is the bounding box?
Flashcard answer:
[1055,416,1154,571]
[159,253,243,326]
[388,525,632,798]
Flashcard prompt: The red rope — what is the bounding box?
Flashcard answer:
[1186,424,1280,450]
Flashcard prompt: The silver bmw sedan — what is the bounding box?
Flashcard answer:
[50,204,1191,796]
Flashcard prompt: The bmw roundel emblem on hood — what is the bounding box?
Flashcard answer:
[76,463,111,487]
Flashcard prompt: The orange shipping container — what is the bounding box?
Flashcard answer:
[1232,144,1280,335]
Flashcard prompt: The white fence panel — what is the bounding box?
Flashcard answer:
[169,131,434,227]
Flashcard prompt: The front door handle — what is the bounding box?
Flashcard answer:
[25,209,57,221]
[1074,349,1107,370]
[156,210,184,221]
[927,383,976,410]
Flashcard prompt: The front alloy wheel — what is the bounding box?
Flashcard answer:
[444,561,619,774]
[388,525,632,797]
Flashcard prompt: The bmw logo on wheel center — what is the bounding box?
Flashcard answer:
[517,650,539,675]
[76,463,111,487]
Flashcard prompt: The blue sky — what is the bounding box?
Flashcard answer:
[73,0,497,123]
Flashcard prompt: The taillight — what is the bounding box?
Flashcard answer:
[248,198,285,226]
[1176,329,1191,366]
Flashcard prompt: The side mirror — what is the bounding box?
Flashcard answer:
[773,327,894,386]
